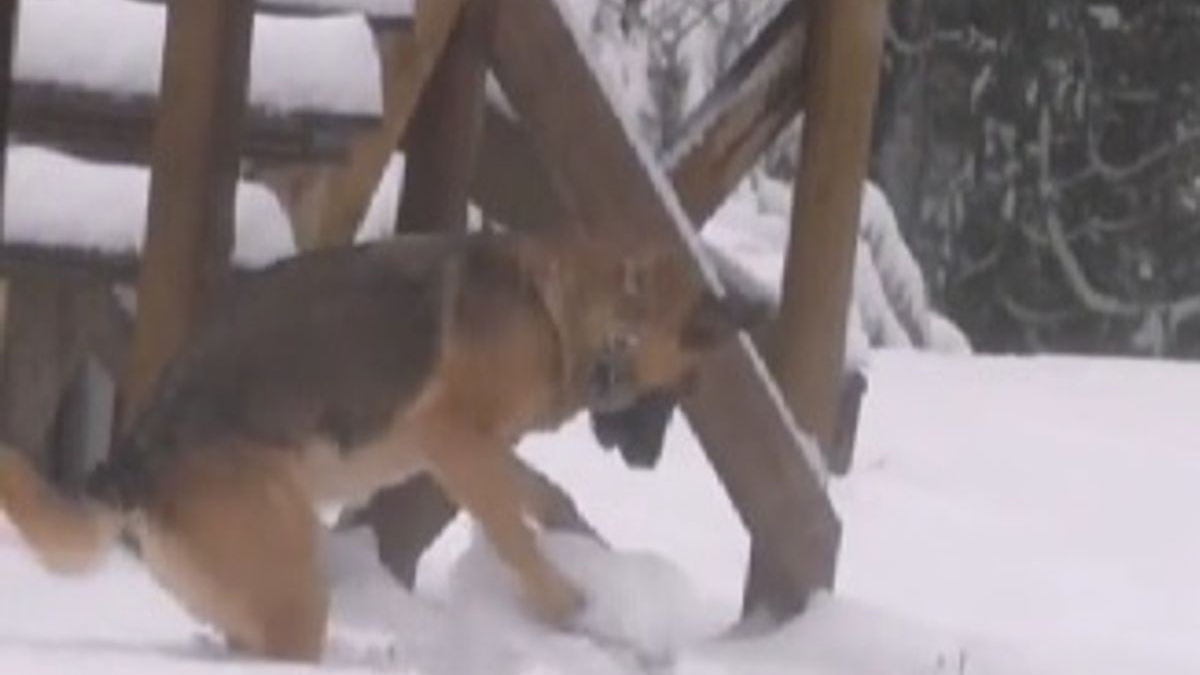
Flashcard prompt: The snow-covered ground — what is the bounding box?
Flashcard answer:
[3,351,1200,675]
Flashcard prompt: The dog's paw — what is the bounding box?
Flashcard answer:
[527,573,586,627]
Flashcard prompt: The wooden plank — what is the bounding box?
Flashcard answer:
[0,0,16,233]
[0,276,89,476]
[120,0,255,427]
[309,0,466,247]
[360,0,487,584]
[472,0,807,236]
[10,83,376,166]
[132,0,414,22]
[746,0,887,616]
[393,1,487,234]
[772,0,886,449]
[489,0,838,619]
[664,0,809,225]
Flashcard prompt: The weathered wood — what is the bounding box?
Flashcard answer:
[394,1,488,234]
[310,0,466,247]
[0,0,16,233]
[665,0,809,225]
[0,277,89,474]
[362,0,488,584]
[11,83,377,166]
[132,0,413,22]
[747,0,888,617]
[773,0,886,450]
[121,0,255,427]
[489,0,838,619]
[470,102,581,237]
[472,0,807,235]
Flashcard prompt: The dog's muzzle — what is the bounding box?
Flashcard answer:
[585,335,639,413]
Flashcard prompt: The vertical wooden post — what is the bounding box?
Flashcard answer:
[0,0,16,228]
[360,2,487,586]
[310,0,467,247]
[120,0,254,427]
[746,0,887,614]
[394,3,488,234]
[773,0,886,451]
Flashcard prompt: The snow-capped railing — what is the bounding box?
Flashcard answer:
[9,0,401,166]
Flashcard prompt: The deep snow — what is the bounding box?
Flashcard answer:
[3,351,1200,675]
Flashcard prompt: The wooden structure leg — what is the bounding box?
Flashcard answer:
[309,0,467,247]
[0,0,15,222]
[0,277,88,473]
[120,0,254,427]
[748,0,888,614]
[357,3,487,585]
[489,0,840,620]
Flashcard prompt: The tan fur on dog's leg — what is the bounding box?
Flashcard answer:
[427,432,583,625]
[138,449,327,662]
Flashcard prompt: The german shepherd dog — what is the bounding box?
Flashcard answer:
[0,232,756,661]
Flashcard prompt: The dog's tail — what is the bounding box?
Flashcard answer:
[0,450,125,575]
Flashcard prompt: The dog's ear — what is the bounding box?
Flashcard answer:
[681,288,772,350]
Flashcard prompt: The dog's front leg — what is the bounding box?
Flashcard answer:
[428,436,584,625]
[514,461,607,546]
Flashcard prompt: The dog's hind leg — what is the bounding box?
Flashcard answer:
[136,448,328,662]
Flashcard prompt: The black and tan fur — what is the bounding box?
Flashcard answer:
[0,231,754,661]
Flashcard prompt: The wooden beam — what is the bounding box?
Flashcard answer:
[0,275,89,473]
[0,0,16,232]
[489,0,837,619]
[472,0,807,235]
[393,2,487,234]
[470,101,581,237]
[664,0,808,225]
[772,0,886,449]
[360,0,487,586]
[309,0,466,247]
[11,83,377,166]
[121,0,254,427]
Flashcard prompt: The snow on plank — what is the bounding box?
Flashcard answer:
[2,146,296,268]
[15,0,382,117]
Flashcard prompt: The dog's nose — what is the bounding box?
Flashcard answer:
[588,357,621,401]
[587,352,634,411]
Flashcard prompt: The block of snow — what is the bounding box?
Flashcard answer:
[15,0,382,116]
[446,530,710,663]
[3,145,296,267]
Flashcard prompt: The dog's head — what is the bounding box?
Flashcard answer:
[558,245,765,413]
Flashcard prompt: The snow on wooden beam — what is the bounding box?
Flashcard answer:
[121,0,255,428]
[10,83,377,166]
[488,0,838,619]
[310,0,466,247]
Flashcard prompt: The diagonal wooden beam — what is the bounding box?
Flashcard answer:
[664,0,809,225]
[308,0,466,248]
[121,0,254,428]
[488,0,838,618]
[473,0,807,236]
